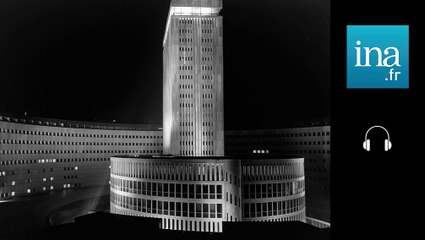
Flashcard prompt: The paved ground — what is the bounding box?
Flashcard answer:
[0,185,110,239]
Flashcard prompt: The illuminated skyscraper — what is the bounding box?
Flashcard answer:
[109,1,307,232]
[163,0,224,156]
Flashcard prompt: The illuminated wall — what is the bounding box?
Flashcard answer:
[163,0,224,156]
[0,114,162,199]
[110,156,305,232]
[225,126,330,223]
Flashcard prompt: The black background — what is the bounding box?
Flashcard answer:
[332,0,422,237]
[0,0,329,130]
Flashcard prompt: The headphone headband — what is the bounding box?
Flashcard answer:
[365,125,390,141]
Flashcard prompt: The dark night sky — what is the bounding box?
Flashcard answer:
[0,0,329,130]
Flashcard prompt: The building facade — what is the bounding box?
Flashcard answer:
[110,156,306,232]
[225,125,330,224]
[163,0,224,156]
[0,113,162,199]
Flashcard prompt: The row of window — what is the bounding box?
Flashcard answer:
[111,179,223,200]
[1,158,109,166]
[64,175,77,180]
[179,84,193,89]
[111,161,240,186]
[201,47,213,52]
[179,93,193,99]
[201,57,213,61]
[242,181,304,199]
[0,158,109,166]
[202,122,214,127]
[179,75,193,80]
[226,131,330,139]
[1,183,82,198]
[179,103,194,108]
[177,150,216,156]
[202,141,214,146]
[178,19,193,25]
[201,19,214,25]
[201,38,213,43]
[0,128,162,139]
[202,103,214,108]
[178,28,192,34]
[202,75,213,80]
[201,29,213,34]
[242,163,304,181]
[179,74,213,80]
[0,139,162,146]
[179,131,194,136]
[201,65,213,71]
[179,121,194,127]
[111,192,223,218]
[242,197,305,218]
[202,84,213,89]
[179,46,192,52]
[228,149,330,155]
[179,65,193,70]
[227,141,330,146]
[0,149,162,155]
[202,131,214,136]
[179,38,193,43]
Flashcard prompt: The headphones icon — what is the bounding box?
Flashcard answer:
[363,126,392,151]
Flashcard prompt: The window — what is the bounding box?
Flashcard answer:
[203,204,208,218]
[203,185,208,199]
[196,184,202,199]
[170,202,175,215]
[182,184,188,198]
[189,184,195,198]
[217,185,222,199]
[170,184,175,197]
[189,203,195,217]
[196,203,202,218]
[176,184,181,198]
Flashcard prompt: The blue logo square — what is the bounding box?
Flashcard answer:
[347,25,409,89]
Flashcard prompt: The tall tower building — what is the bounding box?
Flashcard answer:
[163,0,224,156]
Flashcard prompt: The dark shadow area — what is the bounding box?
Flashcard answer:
[11,212,330,240]
[0,186,110,239]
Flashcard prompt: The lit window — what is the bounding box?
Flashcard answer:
[11,192,15,196]
[27,189,31,193]
[63,184,67,188]
[50,186,54,190]
[11,181,15,185]
[74,166,78,170]
[43,178,46,182]
[67,184,71,188]
[50,177,54,181]
[43,187,46,191]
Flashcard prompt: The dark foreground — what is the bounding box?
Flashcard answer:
[9,212,330,240]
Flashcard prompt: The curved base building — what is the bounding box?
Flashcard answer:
[110,155,306,232]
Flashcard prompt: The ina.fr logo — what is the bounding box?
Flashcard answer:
[347,25,409,89]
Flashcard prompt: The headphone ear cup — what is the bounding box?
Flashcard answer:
[385,139,392,151]
[363,139,370,151]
